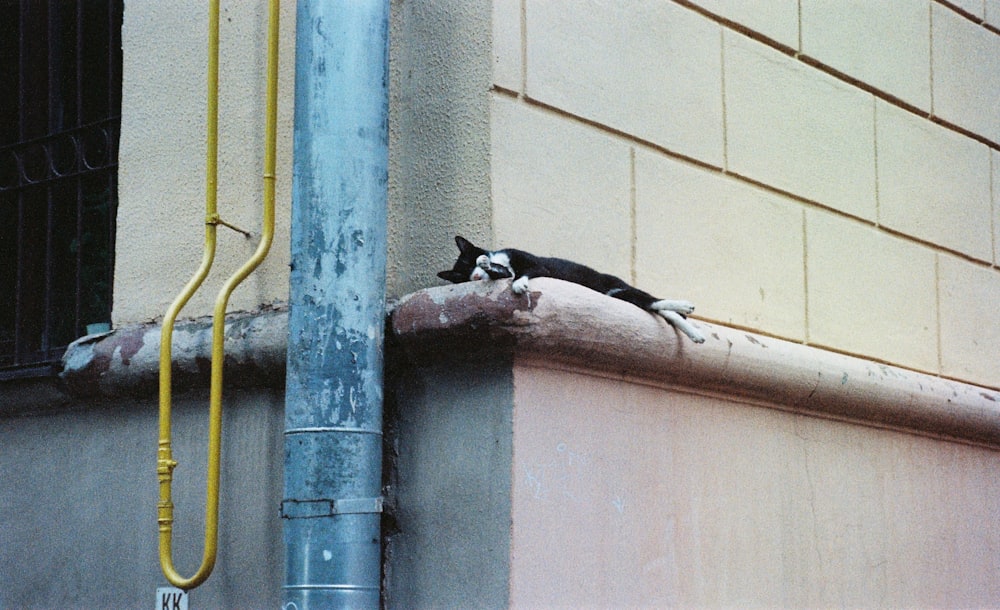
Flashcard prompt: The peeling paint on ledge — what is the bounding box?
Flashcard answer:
[49,278,1000,447]
[389,278,1000,448]
[59,309,288,398]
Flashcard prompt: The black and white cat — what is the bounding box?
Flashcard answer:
[437,236,706,343]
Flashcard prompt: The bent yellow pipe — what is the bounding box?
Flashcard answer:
[158,0,280,590]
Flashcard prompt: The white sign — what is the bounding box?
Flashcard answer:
[155,587,189,610]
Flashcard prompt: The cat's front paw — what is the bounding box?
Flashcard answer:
[511,276,530,295]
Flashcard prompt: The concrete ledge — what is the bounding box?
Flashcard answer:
[59,309,288,398]
[390,278,1000,447]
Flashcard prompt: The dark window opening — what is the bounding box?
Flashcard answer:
[0,0,123,378]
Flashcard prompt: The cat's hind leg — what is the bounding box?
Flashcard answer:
[600,285,706,343]
[603,285,705,343]
[657,310,706,343]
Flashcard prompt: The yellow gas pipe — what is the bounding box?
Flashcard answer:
[157,0,280,590]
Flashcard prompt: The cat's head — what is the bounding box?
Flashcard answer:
[437,236,488,283]
[437,235,511,283]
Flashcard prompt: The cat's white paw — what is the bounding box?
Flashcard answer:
[659,310,706,344]
[476,254,491,268]
[511,276,530,294]
[652,299,695,315]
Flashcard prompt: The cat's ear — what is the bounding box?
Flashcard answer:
[455,235,476,254]
[438,269,466,283]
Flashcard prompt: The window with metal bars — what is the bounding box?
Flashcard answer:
[0,0,123,379]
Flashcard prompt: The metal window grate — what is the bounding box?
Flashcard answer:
[0,0,123,379]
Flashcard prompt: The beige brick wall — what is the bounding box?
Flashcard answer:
[800,0,931,110]
[489,0,1000,389]
[491,98,632,277]
[724,32,877,219]
[932,4,1000,143]
[524,0,724,166]
[990,0,1000,29]
[634,152,807,340]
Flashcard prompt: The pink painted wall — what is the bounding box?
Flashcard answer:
[510,363,1000,608]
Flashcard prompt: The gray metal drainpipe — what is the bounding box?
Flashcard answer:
[282,2,389,608]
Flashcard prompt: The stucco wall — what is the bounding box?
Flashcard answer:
[491,0,1000,389]
[387,278,1000,607]
[0,389,284,609]
[388,0,493,297]
[510,363,1000,608]
[115,0,296,324]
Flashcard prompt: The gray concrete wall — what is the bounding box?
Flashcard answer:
[0,387,284,609]
[383,358,513,609]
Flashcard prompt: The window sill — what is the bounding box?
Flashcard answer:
[33,309,287,404]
